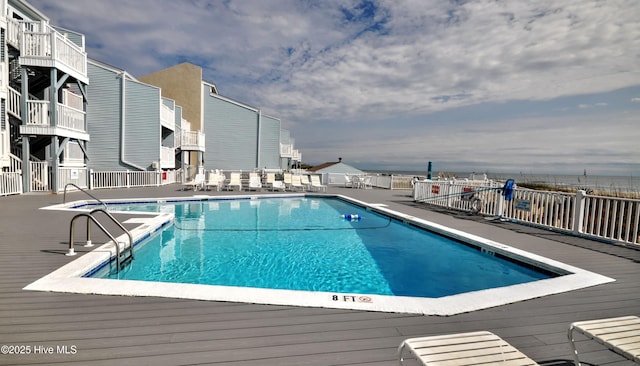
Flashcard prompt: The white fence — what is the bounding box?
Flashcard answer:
[90,170,162,189]
[414,180,640,246]
[0,172,22,196]
[323,173,415,190]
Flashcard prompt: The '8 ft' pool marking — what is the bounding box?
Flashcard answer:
[331,295,373,303]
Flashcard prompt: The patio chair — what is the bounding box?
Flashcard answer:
[300,174,312,191]
[310,175,327,192]
[290,175,305,191]
[226,172,242,191]
[272,180,286,191]
[248,173,263,191]
[568,315,640,366]
[265,172,286,191]
[182,173,205,191]
[398,331,540,365]
[344,174,354,188]
[283,173,293,190]
[205,172,224,191]
[361,175,372,189]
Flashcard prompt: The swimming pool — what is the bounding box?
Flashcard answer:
[90,197,552,298]
[26,193,614,315]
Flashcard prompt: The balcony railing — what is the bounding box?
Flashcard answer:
[8,86,86,133]
[160,146,176,169]
[7,19,87,81]
[280,143,293,158]
[161,104,175,130]
[179,130,205,151]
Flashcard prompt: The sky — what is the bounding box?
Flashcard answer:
[30,0,640,176]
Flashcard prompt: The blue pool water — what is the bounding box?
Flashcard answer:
[90,197,554,298]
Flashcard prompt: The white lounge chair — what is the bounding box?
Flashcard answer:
[300,175,312,191]
[272,180,286,191]
[226,172,242,191]
[310,175,327,192]
[398,331,539,365]
[182,173,205,191]
[283,173,293,191]
[266,173,286,191]
[248,173,262,191]
[290,175,305,191]
[568,315,640,366]
[205,172,224,191]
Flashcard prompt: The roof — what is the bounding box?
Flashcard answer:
[308,161,364,174]
[308,162,339,172]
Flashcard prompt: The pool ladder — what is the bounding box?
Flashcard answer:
[64,184,134,272]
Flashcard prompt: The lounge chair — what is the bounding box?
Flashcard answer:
[248,173,262,191]
[310,175,327,192]
[290,175,305,191]
[283,173,293,191]
[398,331,539,365]
[300,174,312,191]
[205,172,224,191]
[182,173,205,191]
[568,315,640,366]
[272,180,286,191]
[265,173,286,192]
[226,172,242,191]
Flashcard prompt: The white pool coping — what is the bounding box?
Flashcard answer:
[25,193,615,316]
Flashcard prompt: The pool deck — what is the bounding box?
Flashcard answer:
[1,185,639,365]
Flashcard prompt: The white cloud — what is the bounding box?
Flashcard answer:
[30,0,640,174]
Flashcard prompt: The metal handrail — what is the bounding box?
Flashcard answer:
[67,210,134,272]
[63,183,107,209]
[89,208,134,263]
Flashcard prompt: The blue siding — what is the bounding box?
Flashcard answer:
[203,90,259,170]
[86,62,122,171]
[259,115,280,169]
[124,79,161,169]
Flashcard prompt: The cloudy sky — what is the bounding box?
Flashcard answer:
[31,0,639,175]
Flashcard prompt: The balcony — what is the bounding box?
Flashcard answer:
[161,104,175,131]
[9,87,88,140]
[292,149,302,162]
[160,146,176,169]
[280,143,293,158]
[7,19,88,83]
[179,130,205,151]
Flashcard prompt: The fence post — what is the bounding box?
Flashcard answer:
[495,189,505,217]
[88,169,93,190]
[446,181,453,208]
[126,170,130,188]
[573,190,586,234]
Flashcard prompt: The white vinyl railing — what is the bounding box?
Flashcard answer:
[8,19,87,78]
[56,166,88,192]
[7,87,21,119]
[0,172,22,196]
[580,193,640,244]
[57,104,85,131]
[8,87,86,132]
[414,180,640,246]
[30,161,49,192]
[160,104,174,130]
[179,130,206,150]
[160,146,176,169]
[89,170,162,189]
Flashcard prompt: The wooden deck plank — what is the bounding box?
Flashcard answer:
[1,185,639,365]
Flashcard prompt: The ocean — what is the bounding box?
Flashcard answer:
[364,170,640,193]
